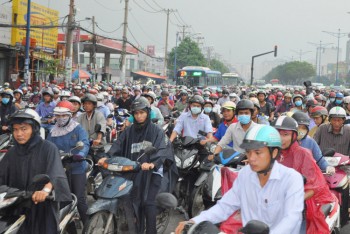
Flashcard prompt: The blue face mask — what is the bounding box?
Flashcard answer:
[204,107,212,113]
[128,110,156,123]
[294,100,302,107]
[335,100,343,105]
[238,115,251,125]
[2,98,9,105]
[33,91,38,95]
[190,107,202,115]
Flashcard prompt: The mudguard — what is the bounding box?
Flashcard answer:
[194,170,210,187]
[96,175,133,199]
[86,198,119,216]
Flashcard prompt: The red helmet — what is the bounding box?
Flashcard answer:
[210,93,218,99]
[54,100,74,114]
[277,91,283,97]
[329,92,336,98]
[300,90,306,96]
[310,106,328,117]
[89,89,98,94]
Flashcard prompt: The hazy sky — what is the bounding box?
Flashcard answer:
[3,0,350,69]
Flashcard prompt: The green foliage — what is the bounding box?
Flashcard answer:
[263,61,316,85]
[209,59,230,73]
[167,37,207,77]
[37,52,65,80]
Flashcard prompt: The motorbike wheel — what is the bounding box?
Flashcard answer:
[188,185,206,218]
[156,208,171,234]
[83,211,116,234]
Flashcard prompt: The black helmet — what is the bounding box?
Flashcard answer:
[189,95,204,106]
[272,116,298,133]
[236,99,254,115]
[131,96,150,113]
[160,90,169,96]
[292,111,310,127]
[81,94,97,105]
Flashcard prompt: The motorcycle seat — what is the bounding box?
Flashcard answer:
[321,203,332,217]
[0,134,10,146]
[59,194,77,221]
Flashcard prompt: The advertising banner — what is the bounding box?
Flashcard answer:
[11,0,59,52]
[0,5,12,45]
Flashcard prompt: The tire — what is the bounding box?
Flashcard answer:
[188,185,206,218]
[331,227,341,234]
[156,208,171,234]
[83,211,115,234]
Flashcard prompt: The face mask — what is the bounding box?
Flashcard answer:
[33,91,38,95]
[56,116,70,127]
[295,100,302,107]
[203,97,209,101]
[297,129,308,140]
[210,99,217,104]
[335,100,343,105]
[223,94,228,97]
[204,107,212,113]
[2,98,9,105]
[329,98,335,103]
[238,114,251,125]
[191,107,202,115]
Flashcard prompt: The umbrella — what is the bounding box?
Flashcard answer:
[72,69,92,79]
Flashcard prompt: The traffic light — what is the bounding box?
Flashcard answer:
[274,45,278,57]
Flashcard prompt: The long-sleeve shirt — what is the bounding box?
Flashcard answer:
[35,101,56,118]
[192,161,304,234]
[218,121,257,153]
[300,136,328,170]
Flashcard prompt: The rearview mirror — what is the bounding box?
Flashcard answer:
[75,141,84,150]
[156,192,178,209]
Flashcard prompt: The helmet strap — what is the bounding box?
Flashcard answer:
[257,148,279,176]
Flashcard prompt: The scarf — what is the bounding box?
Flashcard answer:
[50,119,79,137]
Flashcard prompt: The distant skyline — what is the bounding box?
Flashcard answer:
[3,0,350,78]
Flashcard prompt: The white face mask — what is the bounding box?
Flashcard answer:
[56,116,70,127]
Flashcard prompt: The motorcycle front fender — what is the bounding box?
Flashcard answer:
[194,171,210,187]
[86,199,118,216]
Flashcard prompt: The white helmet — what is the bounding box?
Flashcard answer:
[10,108,41,127]
[329,106,346,118]
[13,89,23,96]
[60,90,71,97]
[343,96,350,104]
[68,96,81,105]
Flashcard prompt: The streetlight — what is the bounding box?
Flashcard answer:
[322,29,348,85]
[173,32,181,82]
[308,41,333,78]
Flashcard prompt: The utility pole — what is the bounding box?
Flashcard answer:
[65,0,75,88]
[308,41,332,77]
[164,9,170,77]
[24,0,32,85]
[92,16,96,84]
[291,49,312,62]
[120,0,129,84]
[180,25,190,39]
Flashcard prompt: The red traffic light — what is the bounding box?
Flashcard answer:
[274,45,278,57]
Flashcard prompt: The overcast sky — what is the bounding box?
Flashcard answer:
[3,0,350,73]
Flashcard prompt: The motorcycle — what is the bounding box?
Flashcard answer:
[322,148,350,227]
[0,134,12,162]
[106,108,129,143]
[0,174,78,234]
[84,146,173,234]
[189,148,245,218]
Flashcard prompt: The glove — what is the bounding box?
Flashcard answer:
[326,166,336,175]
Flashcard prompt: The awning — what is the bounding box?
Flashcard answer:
[132,71,167,80]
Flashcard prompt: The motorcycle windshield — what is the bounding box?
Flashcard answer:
[181,136,198,146]
[96,176,133,199]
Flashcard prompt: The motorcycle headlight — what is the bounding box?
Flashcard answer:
[209,144,217,154]
[175,156,181,168]
[183,155,196,168]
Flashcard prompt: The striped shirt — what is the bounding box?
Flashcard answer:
[313,123,350,155]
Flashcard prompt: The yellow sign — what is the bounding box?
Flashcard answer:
[11,0,59,51]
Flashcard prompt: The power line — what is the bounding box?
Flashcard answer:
[172,12,183,25]
[127,26,142,48]
[93,0,122,12]
[132,0,163,13]
[175,11,187,25]
[143,0,162,12]
[96,22,123,33]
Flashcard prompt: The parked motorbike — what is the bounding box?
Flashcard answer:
[322,148,350,227]
[84,146,173,234]
[0,174,78,234]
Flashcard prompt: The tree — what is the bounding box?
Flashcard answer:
[263,61,316,85]
[167,37,207,78]
[209,59,230,74]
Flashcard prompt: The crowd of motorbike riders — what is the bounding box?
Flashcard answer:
[0,79,350,233]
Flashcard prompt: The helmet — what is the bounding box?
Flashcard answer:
[292,111,310,126]
[60,90,71,97]
[42,88,54,97]
[142,91,156,103]
[292,94,303,102]
[221,101,236,110]
[121,87,129,94]
[210,93,218,99]
[22,87,28,91]
[329,107,346,119]
[272,116,298,133]
[236,100,254,114]
[9,108,41,127]
[343,96,350,104]
[203,91,211,96]
[250,97,260,109]
[300,90,306,96]
[329,92,336,98]
[74,85,82,90]
[336,92,344,98]
[81,94,98,105]
[240,125,282,150]
[160,90,169,96]
[189,95,204,105]
[107,87,112,92]
[96,93,104,101]
[1,90,14,99]
[180,90,188,96]
[89,89,98,95]
[131,97,150,113]
[310,106,328,117]
[54,100,74,115]
[284,93,292,98]
[52,87,60,94]
[13,89,23,96]
[229,93,237,98]
[204,100,214,107]
[277,91,283,97]
[305,99,318,108]
[257,90,266,96]
[68,96,81,105]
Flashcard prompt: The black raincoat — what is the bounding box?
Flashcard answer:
[0,134,71,234]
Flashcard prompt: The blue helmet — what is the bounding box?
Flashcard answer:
[336,92,344,98]
[240,125,282,150]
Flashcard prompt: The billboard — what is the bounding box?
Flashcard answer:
[11,0,59,52]
[0,5,12,45]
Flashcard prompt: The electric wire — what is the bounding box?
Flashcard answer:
[132,0,163,13]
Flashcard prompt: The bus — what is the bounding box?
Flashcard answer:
[176,66,222,88]
[222,72,241,86]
